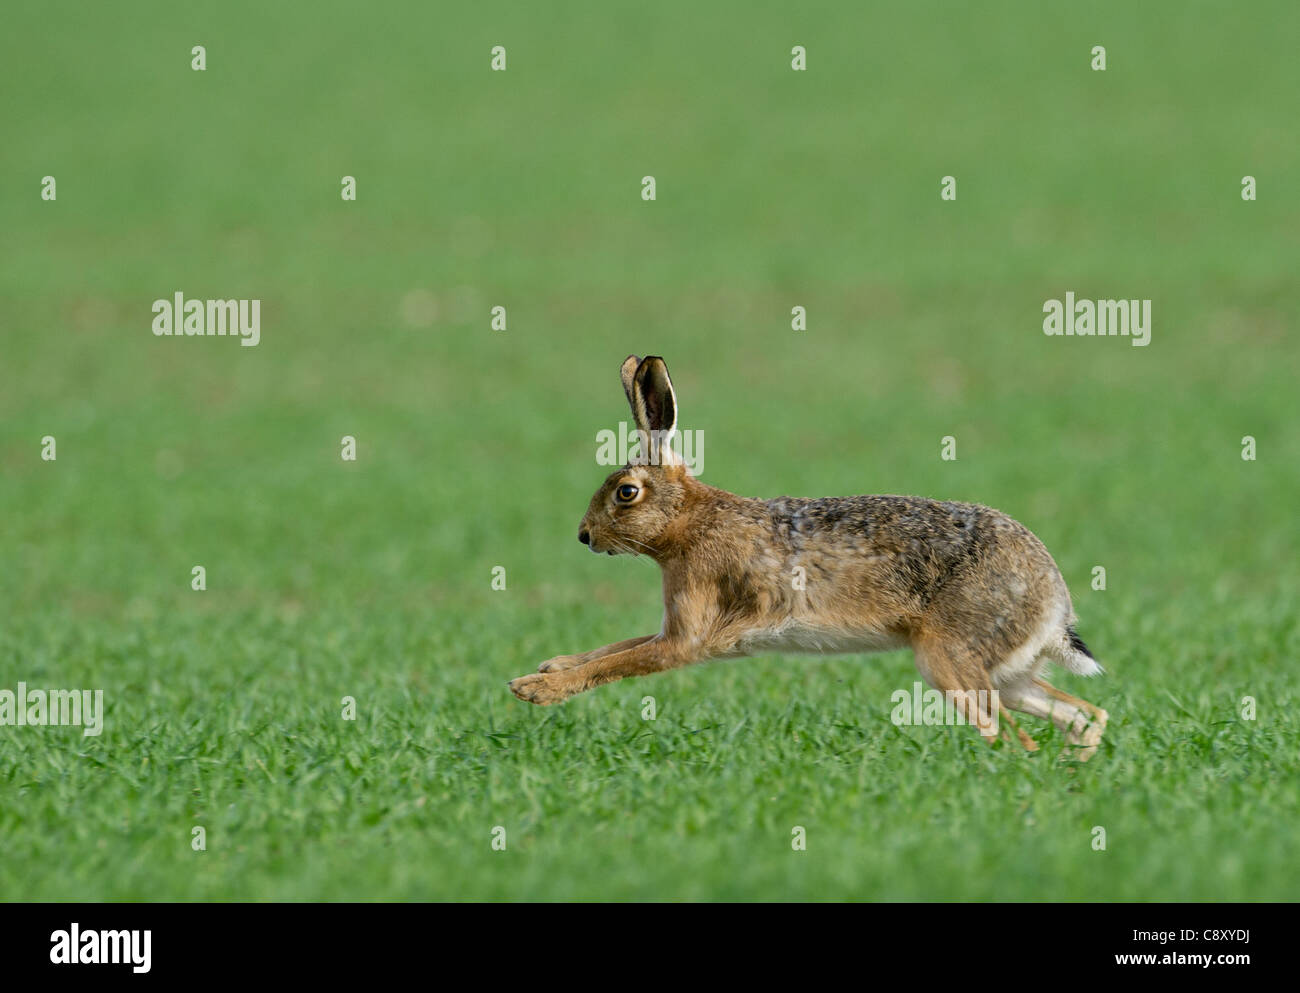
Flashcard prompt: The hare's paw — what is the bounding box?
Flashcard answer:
[538,654,583,673]
[1061,709,1109,763]
[509,672,574,705]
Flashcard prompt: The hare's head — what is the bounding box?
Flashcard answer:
[579,355,691,557]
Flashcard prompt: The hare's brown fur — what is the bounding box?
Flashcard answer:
[509,356,1109,760]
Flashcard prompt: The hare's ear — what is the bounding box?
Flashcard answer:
[620,355,642,414]
[632,355,678,448]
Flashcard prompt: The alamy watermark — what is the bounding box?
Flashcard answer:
[1043,292,1151,347]
[0,682,104,736]
[50,924,150,973]
[151,291,261,346]
[596,421,704,475]
[890,681,999,734]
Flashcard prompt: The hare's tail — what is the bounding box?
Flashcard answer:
[1056,624,1104,676]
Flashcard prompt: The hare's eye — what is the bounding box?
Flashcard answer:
[616,484,639,502]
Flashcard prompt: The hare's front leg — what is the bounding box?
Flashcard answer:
[510,636,695,705]
[536,634,656,673]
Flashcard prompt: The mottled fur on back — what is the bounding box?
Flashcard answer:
[509,355,1109,760]
[756,494,1065,668]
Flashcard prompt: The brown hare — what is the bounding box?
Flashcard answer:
[509,355,1109,760]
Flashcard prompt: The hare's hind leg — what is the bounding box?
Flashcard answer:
[1000,677,1107,761]
[1035,677,1108,760]
[912,635,1006,748]
[1034,677,1108,723]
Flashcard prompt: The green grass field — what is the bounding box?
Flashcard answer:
[2,1,1298,901]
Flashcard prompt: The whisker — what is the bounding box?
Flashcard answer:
[620,536,655,555]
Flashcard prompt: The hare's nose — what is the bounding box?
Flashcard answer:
[578,529,591,545]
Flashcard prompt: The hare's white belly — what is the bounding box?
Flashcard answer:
[735,621,906,657]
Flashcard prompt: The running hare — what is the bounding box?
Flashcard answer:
[509,355,1109,760]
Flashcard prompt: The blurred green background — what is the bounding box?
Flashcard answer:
[1,1,1297,900]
